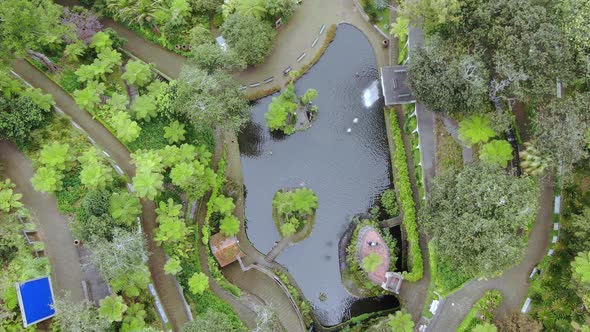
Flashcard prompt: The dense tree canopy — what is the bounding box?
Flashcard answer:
[533,93,590,173]
[221,13,276,65]
[388,310,414,332]
[421,163,538,276]
[408,38,489,114]
[0,94,51,144]
[173,65,250,132]
[0,0,72,62]
[182,310,240,332]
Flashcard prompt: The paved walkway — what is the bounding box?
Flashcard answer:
[218,130,307,332]
[0,141,85,302]
[10,59,191,331]
[427,179,554,331]
[441,116,474,163]
[56,0,389,97]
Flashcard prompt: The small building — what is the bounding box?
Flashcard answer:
[380,66,415,106]
[16,276,56,328]
[210,233,244,268]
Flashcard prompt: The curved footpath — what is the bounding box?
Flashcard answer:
[10,59,191,331]
[0,141,85,303]
[427,179,554,331]
[56,0,389,93]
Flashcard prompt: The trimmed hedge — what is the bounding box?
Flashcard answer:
[388,109,423,282]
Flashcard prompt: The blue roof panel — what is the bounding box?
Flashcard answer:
[16,276,55,327]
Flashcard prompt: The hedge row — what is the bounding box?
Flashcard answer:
[389,109,423,282]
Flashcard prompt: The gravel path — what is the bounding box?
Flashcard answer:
[0,141,85,302]
[426,179,554,331]
[10,59,191,331]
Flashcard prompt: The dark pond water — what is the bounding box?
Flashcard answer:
[238,24,396,326]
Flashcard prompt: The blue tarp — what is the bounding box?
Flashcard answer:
[16,276,55,327]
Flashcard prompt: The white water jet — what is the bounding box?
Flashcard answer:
[362,80,381,108]
[347,128,352,133]
[353,118,359,124]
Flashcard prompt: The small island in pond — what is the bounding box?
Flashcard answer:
[272,187,318,241]
[265,83,318,135]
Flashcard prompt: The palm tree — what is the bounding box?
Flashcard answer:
[236,0,267,20]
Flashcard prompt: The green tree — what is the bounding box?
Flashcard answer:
[388,310,414,332]
[99,295,127,322]
[74,213,116,242]
[90,31,112,52]
[78,147,114,190]
[106,93,128,113]
[190,43,246,74]
[164,120,186,143]
[458,115,495,146]
[132,171,164,200]
[473,323,498,332]
[120,303,147,332]
[236,0,267,20]
[533,93,590,173]
[39,142,72,170]
[0,94,50,143]
[280,222,297,237]
[480,140,513,168]
[73,81,105,112]
[111,111,141,143]
[182,310,239,332]
[109,192,142,227]
[169,162,195,188]
[31,167,64,193]
[64,41,86,63]
[421,163,538,277]
[88,229,147,284]
[155,216,188,244]
[110,266,151,298]
[221,13,276,65]
[0,179,22,213]
[174,65,250,132]
[156,198,183,220]
[400,0,459,34]
[408,39,489,114]
[213,195,236,215]
[131,93,158,121]
[380,189,399,217]
[220,215,240,236]
[121,60,153,87]
[52,295,111,332]
[188,272,209,295]
[164,257,182,275]
[265,84,297,134]
[571,251,590,307]
[188,25,215,47]
[0,0,72,60]
[21,88,54,111]
[362,252,382,273]
[300,89,318,105]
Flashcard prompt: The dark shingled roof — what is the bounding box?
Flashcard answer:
[380,66,416,106]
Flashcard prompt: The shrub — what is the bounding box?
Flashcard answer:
[388,109,423,281]
[58,70,81,93]
[380,189,399,217]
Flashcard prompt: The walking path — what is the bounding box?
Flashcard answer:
[56,0,389,97]
[0,141,85,302]
[217,130,307,332]
[10,59,191,331]
[440,116,474,163]
[427,179,554,331]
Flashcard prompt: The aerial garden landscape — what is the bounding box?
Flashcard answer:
[0,0,588,331]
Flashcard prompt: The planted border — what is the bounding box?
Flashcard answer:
[456,289,503,332]
[388,108,423,282]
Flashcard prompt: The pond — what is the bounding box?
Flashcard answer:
[238,24,396,326]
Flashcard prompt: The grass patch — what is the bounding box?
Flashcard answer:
[434,118,463,173]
